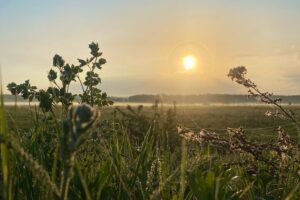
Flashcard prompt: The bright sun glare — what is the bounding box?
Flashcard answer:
[183,55,196,71]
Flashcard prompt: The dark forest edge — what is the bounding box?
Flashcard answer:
[3,94,300,104]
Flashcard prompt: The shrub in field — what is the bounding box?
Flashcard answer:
[7,42,113,112]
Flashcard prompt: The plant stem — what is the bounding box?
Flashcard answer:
[60,153,75,200]
[76,75,85,93]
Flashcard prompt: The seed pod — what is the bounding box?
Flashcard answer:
[70,103,99,136]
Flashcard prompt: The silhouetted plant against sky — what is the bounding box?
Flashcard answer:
[7,42,113,112]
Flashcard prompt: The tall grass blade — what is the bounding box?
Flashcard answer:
[179,139,187,200]
[0,76,11,200]
[75,162,92,200]
[96,159,112,199]
[130,125,153,188]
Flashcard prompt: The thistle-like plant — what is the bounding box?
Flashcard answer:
[228,66,299,129]
[178,66,300,177]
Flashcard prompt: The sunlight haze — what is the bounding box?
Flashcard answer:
[1,0,300,96]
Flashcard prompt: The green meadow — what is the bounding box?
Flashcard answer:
[6,104,300,137]
[1,102,300,199]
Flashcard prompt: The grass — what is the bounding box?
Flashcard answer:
[6,104,300,137]
[1,103,300,199]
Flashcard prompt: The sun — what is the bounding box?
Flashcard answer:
[183,55,196,71]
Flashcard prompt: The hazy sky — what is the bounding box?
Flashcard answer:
[1,0,300,96]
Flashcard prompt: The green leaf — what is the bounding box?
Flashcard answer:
[89,42,101,57]
[78,59,87,66]
[37,89,53,112]
[48,69,57,81]
[96,159,112,199]
[98,58,106,65]
[53,54,65,68]
[7,82,19,95]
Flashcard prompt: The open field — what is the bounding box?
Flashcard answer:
[7,104,300,139]
[2,102,300,199]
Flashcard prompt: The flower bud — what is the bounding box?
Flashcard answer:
[70,103,99,134]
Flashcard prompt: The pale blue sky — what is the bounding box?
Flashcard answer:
[1,0,300,96]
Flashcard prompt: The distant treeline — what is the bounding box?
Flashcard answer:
[4,94,300,104]
[110,94,300,104]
